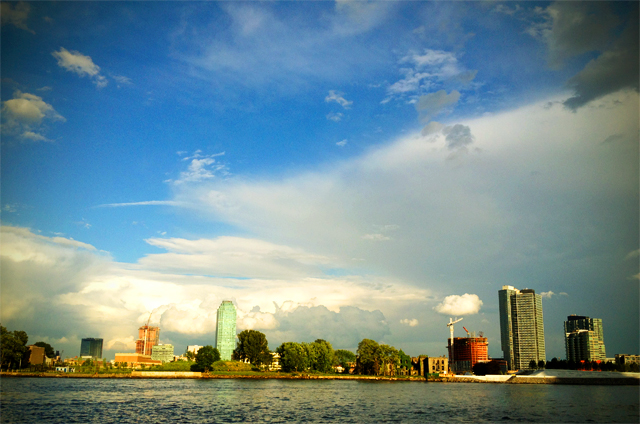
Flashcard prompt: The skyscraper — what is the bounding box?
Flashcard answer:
[564,315,606,362]
[80,338,103,359]
[498,286,545,370]
[215,300,237,361]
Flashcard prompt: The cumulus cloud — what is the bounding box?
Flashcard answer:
[1,2,35,34]
[52,47,108,88]
[400,318,419,327]
[415,90,460,122]
[325,90,353,109]
[433,294,483,315]
[1,91,65,141]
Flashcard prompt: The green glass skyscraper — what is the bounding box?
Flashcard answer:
[215,300,237,361]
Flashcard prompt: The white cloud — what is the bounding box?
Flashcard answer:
[433,294,483,315]
[1,2,34,34]
[166,151,228,184]
[52,48,108,88]
[625,249,640,260]
[325,90,353,109]
[336,139,348,147]
[1,91,65,140]
[327,112,344,122]
[400,318,419,327]
[21,131,51,142]
[540,291,555,299]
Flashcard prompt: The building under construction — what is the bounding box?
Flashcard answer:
[135,325,160,356]
[448,331,488,372]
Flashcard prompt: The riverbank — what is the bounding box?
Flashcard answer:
[2,370,639,385]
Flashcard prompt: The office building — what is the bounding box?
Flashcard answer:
[498,286,545,370]
[564,315,606,362]
[151,344,175,363]
[135,325,160,356]
[80,338,104,359]
[114,353,162,368]
[215,300,237,361]
[186,345,203,355]
[448,337,488,372]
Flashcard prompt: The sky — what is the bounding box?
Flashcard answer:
[1,1,638,361]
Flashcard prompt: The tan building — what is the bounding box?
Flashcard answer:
[427,356,449,374]
[115,353,162,368]
[25,345,46,366]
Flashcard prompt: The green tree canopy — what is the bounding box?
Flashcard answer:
[399,350,412,372]
[1,326,29,370]
[334,349,356,369]
[34,341,55,358]
[233,330,271,366]
[310,339,334,373]
[277,342,309,372]
[356,339,381,375]
[191,345,220,372]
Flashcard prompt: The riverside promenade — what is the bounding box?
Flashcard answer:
[2,370,639,384]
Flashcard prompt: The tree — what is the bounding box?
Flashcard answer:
[538,360,545,369]
[34,341,55,358]
[379,344,400,376]
[356,339,381,375]
[529,360,538,370]
[277,342,309,372]
[184,350,195,361]
[191,345,220,372]
[1,326,29,370]
[334,349,356,372]
[399,350,412,375]
[310,339,334,373]
[234,330,271,366]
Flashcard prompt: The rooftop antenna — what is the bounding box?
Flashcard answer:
[447,317,463,372]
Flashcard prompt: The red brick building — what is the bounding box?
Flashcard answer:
[448,337,488,372]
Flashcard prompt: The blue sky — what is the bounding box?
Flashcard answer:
[1,1,638,361]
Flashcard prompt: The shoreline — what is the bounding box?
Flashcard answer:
[2,371,638,385]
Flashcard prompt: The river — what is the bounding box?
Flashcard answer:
[1,377,638,423]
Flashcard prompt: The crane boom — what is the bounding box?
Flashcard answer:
[446,317,462,373]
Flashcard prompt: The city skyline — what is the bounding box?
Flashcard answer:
[1,1,638,361]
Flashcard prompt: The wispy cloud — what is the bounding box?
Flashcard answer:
[326,112,344,122]
[165,151,228,185]
[97,200,186,208]
[325,90,353,109]
[1,2,35,34]
[52,47,107,88]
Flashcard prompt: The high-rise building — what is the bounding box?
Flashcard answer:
[448,336,488,372]
[151,344,175,363]
[135,326,160,356]
[215,300,237,361]
[498,286,545,370]
[564,315,606,362]
[80,338,103,359]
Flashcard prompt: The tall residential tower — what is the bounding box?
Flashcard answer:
[215,300,237,361]
[564,315,606,362]
[498,286,545,370]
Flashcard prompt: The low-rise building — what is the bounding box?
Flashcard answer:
[187,345,203,355]
[115,353,162,368]
[615,354,640,365]
[268,352,281,371]
[24,345,46,366]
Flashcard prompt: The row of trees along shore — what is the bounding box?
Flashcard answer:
[4,326,639,374]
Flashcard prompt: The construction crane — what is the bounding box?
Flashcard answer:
[143,312,152,356]
[447,317,462,372]
[463,326,470,337]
